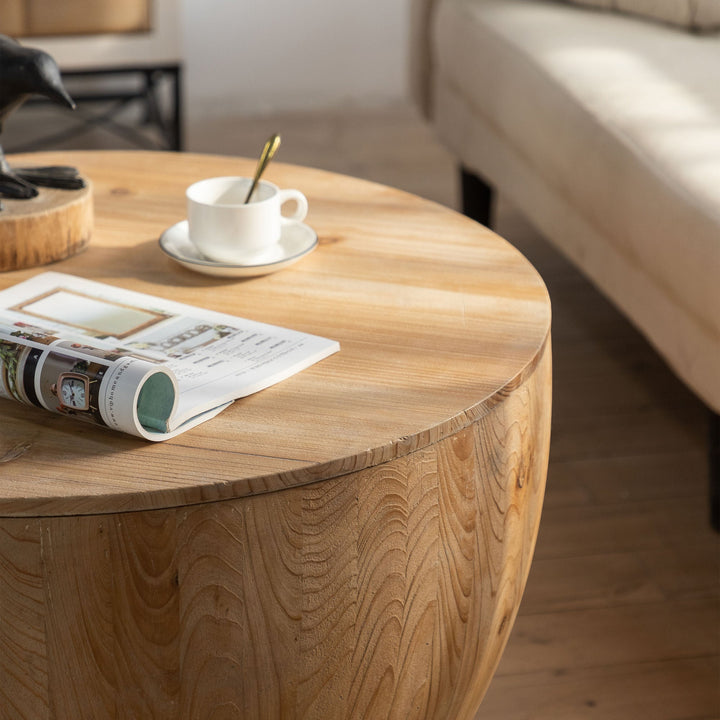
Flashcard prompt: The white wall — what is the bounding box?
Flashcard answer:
[22,0,411,120]
[182,0,411,116]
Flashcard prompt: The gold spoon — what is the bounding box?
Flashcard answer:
[244,133,281,203]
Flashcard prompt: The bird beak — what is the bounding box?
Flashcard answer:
[46,83,76,111]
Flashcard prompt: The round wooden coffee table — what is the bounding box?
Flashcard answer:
[0,151,551,719]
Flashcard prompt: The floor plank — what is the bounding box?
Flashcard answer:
[497,597,717,674]
[478,657,719,720]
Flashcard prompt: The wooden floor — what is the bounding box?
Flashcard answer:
[8,101,720,719]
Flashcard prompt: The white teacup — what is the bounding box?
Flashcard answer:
[186,176,308,264]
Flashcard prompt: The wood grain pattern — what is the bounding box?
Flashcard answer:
[0,519,48,719]
[0,152,551,719]
[42,516,114,717]
[0,183,93,271]
[0,151,549,516]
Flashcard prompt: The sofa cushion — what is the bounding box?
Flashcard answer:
[566,0,720,32]
[427,0,720,410]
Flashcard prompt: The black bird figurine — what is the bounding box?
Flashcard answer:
[0,33,85,205]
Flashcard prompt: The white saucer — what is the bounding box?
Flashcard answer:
[159,220,318,277]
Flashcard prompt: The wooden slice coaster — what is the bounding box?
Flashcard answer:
[0,181,93,271]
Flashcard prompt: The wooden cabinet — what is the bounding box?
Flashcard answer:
[0,0,151,37]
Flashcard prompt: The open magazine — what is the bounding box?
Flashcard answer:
[0,272,339,441]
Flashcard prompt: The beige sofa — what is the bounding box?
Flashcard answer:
[410,0,720,417]
[410,0,720,526]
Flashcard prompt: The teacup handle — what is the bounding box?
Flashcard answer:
[278,189,308,224]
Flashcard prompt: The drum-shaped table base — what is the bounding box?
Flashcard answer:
[0,151,552,719]
[0,346,549,719]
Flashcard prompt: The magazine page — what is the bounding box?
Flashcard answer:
[0,272,339,440]
[0,321,193,440]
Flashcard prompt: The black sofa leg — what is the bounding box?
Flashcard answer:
[460,166,495,229]
[711,410,719,531]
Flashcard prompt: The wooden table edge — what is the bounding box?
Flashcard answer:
[0,330,551,519]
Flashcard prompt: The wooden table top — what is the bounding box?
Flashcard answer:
[0,151,550,517]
